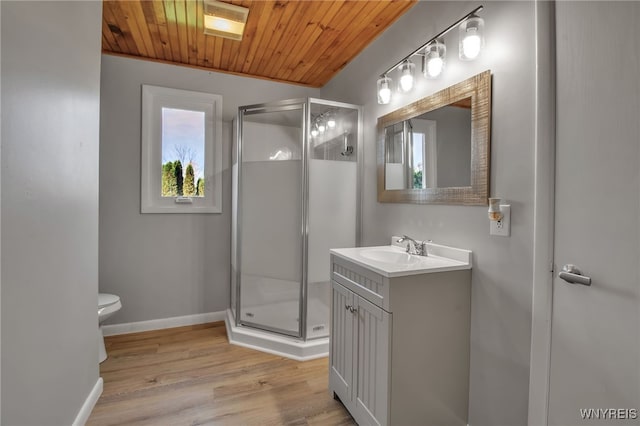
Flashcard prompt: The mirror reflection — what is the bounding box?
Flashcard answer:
[384,98,471,190]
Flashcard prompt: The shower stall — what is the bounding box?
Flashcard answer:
[226,98,361,359]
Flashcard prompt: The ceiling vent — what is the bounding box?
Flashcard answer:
[203,0,249,41]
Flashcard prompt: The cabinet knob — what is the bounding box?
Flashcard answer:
[344,304,357,314]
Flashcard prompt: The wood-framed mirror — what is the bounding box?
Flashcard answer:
[377,70,491,205]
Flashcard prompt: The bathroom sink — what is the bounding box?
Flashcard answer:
[359,246,421,265]
[330,238,472,277]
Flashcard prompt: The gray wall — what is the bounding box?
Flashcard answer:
[1,1,102,424]
[321,2,536,425]
[99,55,318,323]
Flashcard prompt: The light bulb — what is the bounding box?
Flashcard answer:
[426,57,443,77]
[318,120,326,133]
[423,39,446,79]
[398,61,415,92]
[379,87,391,104]
[210,17,231,32]
[327,114,336,128]
[462,32,481,59]
[377,76,392,104]
[311,127,319,137]
[400,73,413,92]
[459,14,484,61]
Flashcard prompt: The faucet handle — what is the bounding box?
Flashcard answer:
[395,235,430,256]
[418,241,427,256]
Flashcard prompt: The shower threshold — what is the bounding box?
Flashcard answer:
[224,309,329,361]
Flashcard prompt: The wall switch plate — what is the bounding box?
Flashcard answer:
[490,205,511,237]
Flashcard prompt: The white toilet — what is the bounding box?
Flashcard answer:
[98,293,122,363]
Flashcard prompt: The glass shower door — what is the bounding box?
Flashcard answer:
[237,102,305,337]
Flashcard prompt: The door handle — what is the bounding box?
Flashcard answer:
[558,264,591,286]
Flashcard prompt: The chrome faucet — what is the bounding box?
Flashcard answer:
[396,235,427,256]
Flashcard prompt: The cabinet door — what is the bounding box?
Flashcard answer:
[354,295,391,426]
[330,280,355,405]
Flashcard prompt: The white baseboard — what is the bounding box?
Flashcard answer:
[72,377,103,426]
[102,311,226,336]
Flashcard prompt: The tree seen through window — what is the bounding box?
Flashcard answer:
[161,107,205,197]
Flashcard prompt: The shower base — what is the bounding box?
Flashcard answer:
[224,309,328,361]
[239,296,329,339]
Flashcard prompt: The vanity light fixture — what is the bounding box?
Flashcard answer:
[424,39,446,79]
[326,113,336,129]
[317,118,326,133]
[376,5,483,104]
[398,60,416,92]
[459,13,484,60]
[310,110,338,137]
[310,123,319,138]
[377,76,393,104]
[203,0,249,41]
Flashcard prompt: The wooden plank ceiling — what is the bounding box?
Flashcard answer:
[102,0,417,87]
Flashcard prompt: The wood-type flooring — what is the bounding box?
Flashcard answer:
[87,322,355,426]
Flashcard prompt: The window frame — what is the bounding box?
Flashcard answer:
[141,85,222,213]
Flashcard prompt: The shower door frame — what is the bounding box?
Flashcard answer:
[234,97,362,341]
[235,98,308,339]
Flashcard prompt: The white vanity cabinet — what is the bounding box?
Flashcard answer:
[329,245,472,426]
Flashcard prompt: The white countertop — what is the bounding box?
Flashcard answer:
[330,242,472,278]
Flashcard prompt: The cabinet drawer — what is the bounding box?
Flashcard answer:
[331,255,388,310]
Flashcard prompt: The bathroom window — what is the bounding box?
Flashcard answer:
[141,85,222,213]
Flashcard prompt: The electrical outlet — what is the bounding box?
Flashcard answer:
[490,205,510,237]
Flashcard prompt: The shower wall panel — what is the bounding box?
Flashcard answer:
[307,159,357,338]
[308,159,357,283]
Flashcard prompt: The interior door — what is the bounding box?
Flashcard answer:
[548,2,640,425]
